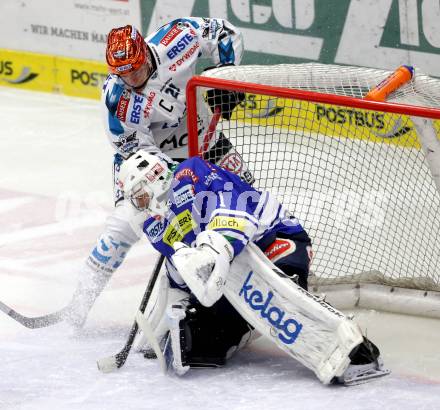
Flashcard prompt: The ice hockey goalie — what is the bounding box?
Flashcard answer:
[119,150,390,385]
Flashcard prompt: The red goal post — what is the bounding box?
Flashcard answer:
[185,64,440,317]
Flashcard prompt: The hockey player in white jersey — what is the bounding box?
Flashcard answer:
[116,150,389,385]
[66,18,250,326]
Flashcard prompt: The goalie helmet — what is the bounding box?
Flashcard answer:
[119,151,175,217]
[106,25,154,85]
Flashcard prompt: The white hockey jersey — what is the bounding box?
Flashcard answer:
[102,17,243,161]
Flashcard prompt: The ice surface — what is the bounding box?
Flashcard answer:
[0,88,439,410]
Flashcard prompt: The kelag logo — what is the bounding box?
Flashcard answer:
[0,61,39,84]
[71,69,107,87]
[239,270,303,344]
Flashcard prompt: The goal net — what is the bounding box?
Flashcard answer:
[186,64,440,317]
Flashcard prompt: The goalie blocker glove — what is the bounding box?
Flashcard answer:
[171,230,234,307]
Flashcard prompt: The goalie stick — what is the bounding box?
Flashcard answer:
[0,300,68,329]
[97,254,165,373]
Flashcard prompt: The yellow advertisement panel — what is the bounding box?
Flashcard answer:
[0,48,56,93]
[232,94,437,149]
[0,48,108,100]
[55,57,108,99]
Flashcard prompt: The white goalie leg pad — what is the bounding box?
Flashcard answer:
[134,269,188,352]
[224,243,364,384]
[171,230,233,307]
[165,303,191,376]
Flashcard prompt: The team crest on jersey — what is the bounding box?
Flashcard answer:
[219,152,243,174]
[114,132,139,153]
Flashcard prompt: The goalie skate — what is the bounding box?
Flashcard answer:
[336,357,390,386]
[335,336,391,385]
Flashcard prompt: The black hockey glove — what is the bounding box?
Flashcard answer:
[204,64,245,120]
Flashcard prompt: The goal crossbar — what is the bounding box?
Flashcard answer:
[187,75,440,157]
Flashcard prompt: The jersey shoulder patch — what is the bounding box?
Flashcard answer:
[105,80,131,121]
[147,19,200,46]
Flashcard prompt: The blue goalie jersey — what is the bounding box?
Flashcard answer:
[143,157,304,260]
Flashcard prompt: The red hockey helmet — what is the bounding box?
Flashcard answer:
[106,25,149,76]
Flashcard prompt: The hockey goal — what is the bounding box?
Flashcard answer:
[186,64,440,318]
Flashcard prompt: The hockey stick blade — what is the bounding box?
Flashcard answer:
[0,300,67,329]
[97,254,165,373]
[97,350,128,373]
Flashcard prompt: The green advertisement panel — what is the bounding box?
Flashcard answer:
[140,0,440,77]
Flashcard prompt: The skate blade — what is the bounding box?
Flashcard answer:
[342,368,391,386]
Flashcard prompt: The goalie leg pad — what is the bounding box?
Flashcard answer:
[134,273,188,354]
[223,243,387,384]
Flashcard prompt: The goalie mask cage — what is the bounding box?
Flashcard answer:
[186,64,440,318]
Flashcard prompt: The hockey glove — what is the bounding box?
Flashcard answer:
[204,64,245,120]
[206,88,245,120]
[171,230,233,307]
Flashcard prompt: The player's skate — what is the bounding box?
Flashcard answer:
[334,337,390,386]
